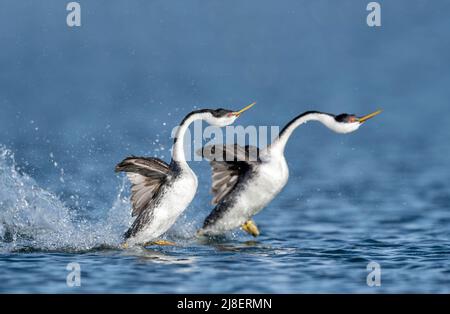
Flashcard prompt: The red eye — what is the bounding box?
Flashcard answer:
[227,113,234,117]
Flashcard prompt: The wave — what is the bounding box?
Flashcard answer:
[0,145,132,252]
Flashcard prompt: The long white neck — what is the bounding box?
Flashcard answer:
[172,111,209,167]
[268,111,337,155]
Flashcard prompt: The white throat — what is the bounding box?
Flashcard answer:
[172,112,209,166]
[267,112,357,155]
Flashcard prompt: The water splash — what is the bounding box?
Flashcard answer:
[0,145,131,252]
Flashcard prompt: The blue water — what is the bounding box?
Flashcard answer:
[1,0,450,293]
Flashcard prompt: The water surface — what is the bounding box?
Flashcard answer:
[1,0,450,293]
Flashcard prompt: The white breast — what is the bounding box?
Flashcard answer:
[129,169,198,244]
[212,155,289,232]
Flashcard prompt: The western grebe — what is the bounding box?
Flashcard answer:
[197,109,381,237]
[116,103,255,247]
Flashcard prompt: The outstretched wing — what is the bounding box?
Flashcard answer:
[115,156,171,217]
[197,144,260,205]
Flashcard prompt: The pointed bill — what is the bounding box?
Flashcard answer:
[233,102,256,116]
[359,109,382,123]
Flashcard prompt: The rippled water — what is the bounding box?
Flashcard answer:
[1,1,450,293]
[1,130,449,293]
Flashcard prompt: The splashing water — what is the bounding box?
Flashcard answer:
[0,145,131,252]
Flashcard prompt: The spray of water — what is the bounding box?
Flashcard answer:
[0,145,131,252]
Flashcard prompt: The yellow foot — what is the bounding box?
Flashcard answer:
[242,220,260,237]
[120,242,129,249]
[196,229,206,237]
[144,239,177,246]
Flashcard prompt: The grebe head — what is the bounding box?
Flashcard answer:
[332,110,382,134]
[205,102,256,127]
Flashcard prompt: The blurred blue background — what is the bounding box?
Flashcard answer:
[0,0,449,293]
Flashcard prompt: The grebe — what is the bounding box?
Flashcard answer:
[197,110,381,237]
[116,103,255,246]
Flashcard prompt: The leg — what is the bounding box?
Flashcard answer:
[144,239,177,246]
[241,220,260,237]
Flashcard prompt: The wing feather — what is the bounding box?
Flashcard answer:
[115,156,171,217]
[197,144,260,205]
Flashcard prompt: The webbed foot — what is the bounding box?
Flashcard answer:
[144,239,177,246]
[242,220,260,237]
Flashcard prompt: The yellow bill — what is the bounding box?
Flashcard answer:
[233,101,256,116]
[359,109,382,123]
